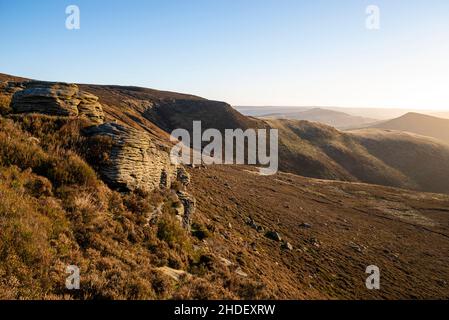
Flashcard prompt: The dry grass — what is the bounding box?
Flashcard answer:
[0,114,249,300]
[0,94,11,115]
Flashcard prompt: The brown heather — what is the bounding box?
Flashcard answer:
[0,114,257,299]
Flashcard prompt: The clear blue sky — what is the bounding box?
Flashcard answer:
[1,0,448,109]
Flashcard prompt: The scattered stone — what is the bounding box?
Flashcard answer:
[156,266,189,282]
[391,253,400,260]
[220,232,229,240]
[246,216,254,225]
[349,242,362,253]
[219,257,234,267]
[282,242,293,250]
[235,267,248,277]
[308,237,321,248]
[299,222,312,229]
[246,216,265,233]
[265,231,282,242]
[437,279,447,287]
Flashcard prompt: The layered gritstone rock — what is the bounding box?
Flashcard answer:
[76,91,105,124]
[1,81,26,95]
[11,81,104,124]
[84,122,177,192]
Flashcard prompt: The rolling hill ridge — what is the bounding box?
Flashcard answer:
[262,107,378,129]
[367,112,449,145]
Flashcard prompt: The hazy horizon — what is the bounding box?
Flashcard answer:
[234,105,449,120]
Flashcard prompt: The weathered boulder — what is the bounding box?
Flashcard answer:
[299,222,312,229]
[11,81,104,124]
[84,122,177,192]
[265,231,282,242]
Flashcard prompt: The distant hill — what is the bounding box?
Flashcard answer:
[235,106,310,117]
[261,108,378,129]
[369,112,449,145]
[266,119,449,194]
[430,111,449,119]
[235,106,436,120]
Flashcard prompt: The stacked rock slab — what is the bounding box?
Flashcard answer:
[11,81,104,124]
[76,91,105,124]
[84,122,177,192]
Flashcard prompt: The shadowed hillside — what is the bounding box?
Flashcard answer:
[266,119,449,194]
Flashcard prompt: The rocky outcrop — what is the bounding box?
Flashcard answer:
[76,91,105,124]
[176,167,191,187]
[176,191,196,230]
[84,122,177,192]
[11,81,104,124]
